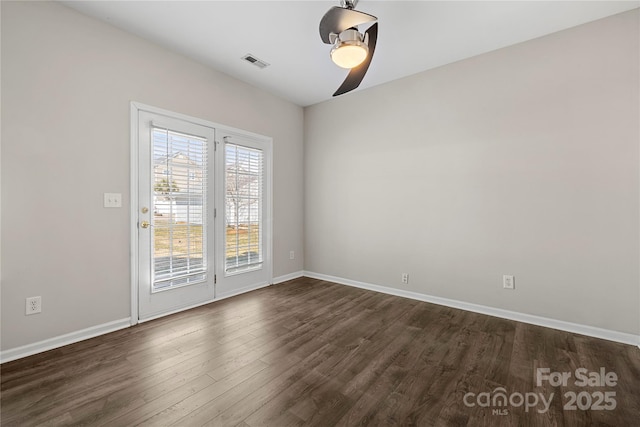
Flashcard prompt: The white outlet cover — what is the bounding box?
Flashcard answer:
[26,296,42,315]
[503,275,515,289]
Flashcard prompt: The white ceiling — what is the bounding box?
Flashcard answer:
[60,1,639,107]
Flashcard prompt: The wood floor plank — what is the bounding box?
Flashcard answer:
[1,277,638,427]
[172,343,337,426]
[101,374,216,426]
[335,309,450,426]
[136,359,271,426]
[253,301,421,425]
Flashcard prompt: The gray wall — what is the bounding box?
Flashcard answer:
[304,10,639,335]
[1,1,304,350]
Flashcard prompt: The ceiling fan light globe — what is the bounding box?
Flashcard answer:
[331,42,368,69]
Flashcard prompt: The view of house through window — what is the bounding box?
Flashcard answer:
[152,127,208,290]
[225,143,263,273]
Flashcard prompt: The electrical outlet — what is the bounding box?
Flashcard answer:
[401,273,409,284]
[289,251,295,260]
[503,275,515,290]
[26,296,42,315]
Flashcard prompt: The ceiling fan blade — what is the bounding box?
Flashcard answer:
[319,6,377,44]
[333,22,378,97]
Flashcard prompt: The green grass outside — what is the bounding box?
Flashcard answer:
[154,219,259,259]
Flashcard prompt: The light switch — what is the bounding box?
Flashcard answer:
[104,193,122,208]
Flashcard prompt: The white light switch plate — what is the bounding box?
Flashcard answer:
[104,193,122,208]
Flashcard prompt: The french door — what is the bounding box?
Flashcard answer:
[215,130,272,298]
[133,104,272,322]
[137,111,216,320]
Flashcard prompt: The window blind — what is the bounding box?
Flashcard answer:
[225,143,263,273]
[152,126,208,290]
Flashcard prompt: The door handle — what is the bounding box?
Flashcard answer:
[140,221,151,229]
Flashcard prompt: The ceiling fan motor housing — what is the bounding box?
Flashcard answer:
[330,29,369,69]
[332,28,367,49]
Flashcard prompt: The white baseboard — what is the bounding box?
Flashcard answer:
[272,271,304,285]
[304,271,640,347]
[0,318,131,364]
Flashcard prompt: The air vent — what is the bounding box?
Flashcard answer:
[242,54,270,69]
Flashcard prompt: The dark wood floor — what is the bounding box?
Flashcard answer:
[1,277,639,426]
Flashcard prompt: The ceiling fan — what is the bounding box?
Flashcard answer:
[319,0,378,97]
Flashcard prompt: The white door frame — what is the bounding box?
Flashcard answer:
[129,102,273,325]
